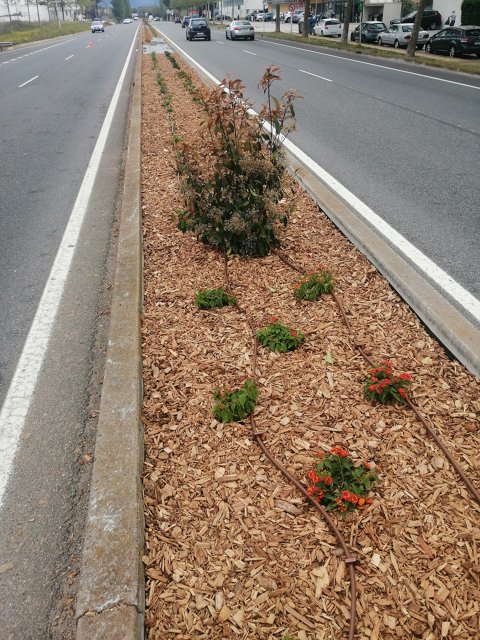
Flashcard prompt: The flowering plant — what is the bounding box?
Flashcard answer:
[364,360,412,404]
[293,270,334,301]
[194,287,235,310]
[306,446,379,515]
[256,317,304,353]
[213,379,258,423]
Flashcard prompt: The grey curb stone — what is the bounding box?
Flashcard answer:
[75,38,144,640]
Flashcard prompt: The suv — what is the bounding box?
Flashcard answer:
[425,26,480,57]
[400,10,442,30]
[351,22,387,43]
[185,17,211,40]
[91,20,104,33]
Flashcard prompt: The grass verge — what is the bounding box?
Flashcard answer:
[0,21,91,45]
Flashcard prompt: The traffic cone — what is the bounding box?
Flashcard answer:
[87,41,93,48]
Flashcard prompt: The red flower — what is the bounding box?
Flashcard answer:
[307,470,320,484]
[271,316,279,323]
[341,490,351,501]
[364,461,371,470]
[307,485,316,496]
[323,475,333,486]
[316,489,324,502]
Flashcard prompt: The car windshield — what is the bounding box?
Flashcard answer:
[369,23,385,30]
[192,19,207,26]
[466,29,480,36]
[326,20,340,25]
[402,25,413,31]
[235,21,251,25]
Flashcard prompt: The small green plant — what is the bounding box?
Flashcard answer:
[293,270,334,301]
[306,447,379,516]
[194,288,235,310]
[257,317,304,352]
[213,379,258,423]
[364,360,412,404]
[156,72,167,94]
[165,51,180,69]
[151,51,157,67]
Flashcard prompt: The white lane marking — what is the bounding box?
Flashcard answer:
[243,50,257,55]
[299,68,332,82]
[18,75,39,88]
[0,33,138,511]
[65,54,74,61]
[158,31,480,321]
[269,41,480,91]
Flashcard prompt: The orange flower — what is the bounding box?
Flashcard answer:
[341,490,351,501]
[307,485,316,496]
[316,489,324,502]
[364,461,371,470]
[323,475,333,486]
[307,470,320,484]
[358,497,366,507]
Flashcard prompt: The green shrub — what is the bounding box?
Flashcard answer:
[257,318,304,352]
[293,270,334,301]
[194,288,235,309]
[213,379,258,422]
[177,67,298,257]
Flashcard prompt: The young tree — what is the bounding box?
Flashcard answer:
[341,0,354,45]
[405,0,428,58]
[301,0,310,38]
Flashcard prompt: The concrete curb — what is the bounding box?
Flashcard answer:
[75,37,144,640]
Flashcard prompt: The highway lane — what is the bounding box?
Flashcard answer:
[155,22,480,321]
[0,24,138,637]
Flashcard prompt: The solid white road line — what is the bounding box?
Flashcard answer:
[299,68,332,82]
[65,55,74,61]
[0,34,138,512]
[18,75,38,88]
[158,30,480,323]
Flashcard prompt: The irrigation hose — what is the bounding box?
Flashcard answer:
[274,250,480,507]
[223,254,358,640]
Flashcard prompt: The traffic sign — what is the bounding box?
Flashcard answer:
[289,4,295,11]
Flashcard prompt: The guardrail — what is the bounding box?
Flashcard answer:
[0,42,15,51]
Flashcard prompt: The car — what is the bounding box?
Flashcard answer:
[185,17,211,41]
[175,17,181,23]
[246,10,258,21]
[256,11,274,21]
[377,23,429,48]
[314,18,342,37]
[91,20,104,33]
[123,18,132,23]
[215,14,231,21]
[284,9,303,23]
[153,16,160,21]
[226,20,255,40]
[350,22,387,43]
[395,9,442,30]
[182,15,193,28]
[425,26,480,57]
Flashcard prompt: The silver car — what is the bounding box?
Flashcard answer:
[377,23,429,48]
[225,20,255,40]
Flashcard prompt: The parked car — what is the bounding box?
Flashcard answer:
[215,14,231,21]
[175,17,181,23]
[246,10,258,20]
[182,15,196,28]
[377,23,429,48]
[394,9,442,30]
[425,26,480,57]
[185,17,211,41]
[256,11,274,21]
[350,22,386,43]
[91,20,104,33]
[314,18,342,37]
[284,9,303,23]
[226,20,255,40]
[122,18,132,24]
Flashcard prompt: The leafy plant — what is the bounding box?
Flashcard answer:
[151,51,157,67]
[213,379,258,423]
[177,67,298,257]
[364,360,412,404]
[461,0,480,25]
[194,287,235,310]
[257,317,304,352]
[165,51,180,69]
[306,447,379,516]
[293,270,334,301]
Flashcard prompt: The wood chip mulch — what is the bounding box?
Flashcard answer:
[140,47,480,640]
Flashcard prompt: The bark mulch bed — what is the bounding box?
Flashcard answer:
[140,47,480,640]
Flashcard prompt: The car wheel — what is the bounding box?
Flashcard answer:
[394,39,400,48]
[251,35,254,40]
[350,33,355,41]
[449,45,456,57]
[361,34,366,43]
[207,35,211,41]
[377,37,383,45]
[429,22,436,30]
[225,31,228,38]
[476,52,480,58]
[320,30,324,36]
[425,42,432,53]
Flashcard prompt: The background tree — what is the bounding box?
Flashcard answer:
[461,0,480,24]
[301,0,310,38]
[341,0,353,45]
[405,0,427,58]
[111,0,131,19]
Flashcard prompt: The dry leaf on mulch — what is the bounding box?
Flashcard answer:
[141,43,480,640]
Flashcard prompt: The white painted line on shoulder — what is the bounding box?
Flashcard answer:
[18,75,39,88]
[158,30,480,321]
[269,41,480,90]
[65,54,74,61]
[0,33,138,512]
[299,68,332,82]
[243,50,257,55]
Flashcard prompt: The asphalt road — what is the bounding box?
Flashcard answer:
[0,24,138,638]
[156,21,480,323]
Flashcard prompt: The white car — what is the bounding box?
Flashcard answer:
[225,20,255,40]
[314,18,342,37]
[377,23,429,48]
[91,20,104,33]
[123,18,132,23]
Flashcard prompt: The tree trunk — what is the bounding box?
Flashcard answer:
[341,0,354,45]
[275,3,280,32]
[302,0,311,38]
[406,0,428,58]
